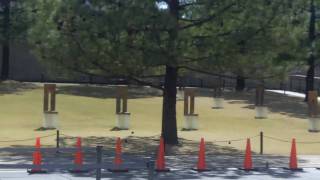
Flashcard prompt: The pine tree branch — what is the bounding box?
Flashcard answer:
[61,29,164,90]
[179,1,204,9]
[128,76,164,90]
[179,56,210,64]
[179,3,236,30]
[179,65,238,79]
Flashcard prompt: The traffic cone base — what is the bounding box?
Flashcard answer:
[68,169,90,174]
[155,168,170,172]
[108,168,129,173]
[70,155,89,173]
[238,167,260,171]
[192,167,211,172]
[283,167,303,171]
[27,168,47,174]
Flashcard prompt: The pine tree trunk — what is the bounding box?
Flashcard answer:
[305,55,315,101]
[236,75,245,91]
[161,65,178,145]
[1,44,9,80]
[160,0,179,145]
[305,0,316,101]
[1,0,10,80]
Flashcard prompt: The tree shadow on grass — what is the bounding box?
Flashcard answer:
[200,89,309,119]
[0,80,38,95]
[57,85,162,99]
[0,81,309,120]
[56,135,243,156]
[263,91,308,119]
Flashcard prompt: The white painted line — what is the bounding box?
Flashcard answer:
[0,170,25,173]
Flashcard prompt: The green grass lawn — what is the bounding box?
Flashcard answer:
[0,81,319,155]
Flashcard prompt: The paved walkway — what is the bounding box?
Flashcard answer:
[0,153,319,179]
[1,167,320,179]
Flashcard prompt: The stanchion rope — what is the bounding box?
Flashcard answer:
[213,134,260,143]
[264,135,320,144]
[60,133,260,144]
[0,133,56,143]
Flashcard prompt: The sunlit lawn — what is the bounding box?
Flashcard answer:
[0,82,318,155]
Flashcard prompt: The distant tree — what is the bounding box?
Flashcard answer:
[0,0,10,80]
[182,0,308,91]
[0,0,33,80]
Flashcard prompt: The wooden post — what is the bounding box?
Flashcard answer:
[213,87,222,98]
[116,86,128,114]
[56,130,60,153]
[43,84,56,112]
[308,91,318,118]
[260,131,263,155]
[184,88,196,115]
[50,88,56,111]
[190,94,195,114]
[147,160,155,180]
[116,97,121,114]
[255,85,264,106]
[213,78,223,98]
[123,91,128,113]
[184,93,189,115]
[96,146,102,180]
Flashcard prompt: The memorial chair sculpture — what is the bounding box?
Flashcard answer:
[183,88,199,130]
[255,84,268,119]
[42,84,59,129]
[308,91,320,132]
[212,79,224,109]
[177,86,185,101]
[115,86,130,130]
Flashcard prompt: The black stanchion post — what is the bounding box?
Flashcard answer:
[260,131,263,155]
[96,146,102,180]
[147,160,155,180]
[56,130,60,153]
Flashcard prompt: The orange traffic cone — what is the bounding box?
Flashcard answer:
[76,137,82,149]
[27,138,47,174]
[155,137,170,172]
[285,138,302,171]
[113,137,123,165]
[69,151,89,173]
[35,137,41,150]
[74,151,83,166]
[242,138,253,171]
[193,138,210,172]
[69,137,89,173]
[33,151,42,168]
[108,138,128,172]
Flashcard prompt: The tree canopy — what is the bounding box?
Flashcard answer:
[28,0,308,144]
